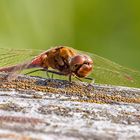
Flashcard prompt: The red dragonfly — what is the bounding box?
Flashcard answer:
[0,46,140,88]
[0,46,93,82]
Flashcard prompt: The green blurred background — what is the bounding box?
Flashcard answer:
[0,0,140,70]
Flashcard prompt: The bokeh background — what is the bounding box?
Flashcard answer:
[0,0,140,70]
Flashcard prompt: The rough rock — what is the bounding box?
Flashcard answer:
[0,73,140,140]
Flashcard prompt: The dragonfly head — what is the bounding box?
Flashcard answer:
[69,55,93,78]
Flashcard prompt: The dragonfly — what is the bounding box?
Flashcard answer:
[0,46,93,82]
[0,46,140,88]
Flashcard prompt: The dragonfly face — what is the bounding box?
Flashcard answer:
[69,55,93,77]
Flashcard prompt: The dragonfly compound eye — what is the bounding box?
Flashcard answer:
[76,63,93,77]
[70,55,86,71]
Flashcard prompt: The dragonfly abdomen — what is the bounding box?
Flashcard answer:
[0,62,36,73]
[0,65,16,72]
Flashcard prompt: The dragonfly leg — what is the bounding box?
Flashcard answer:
[68,75,72,82]
[84,77,94,82]
[89,78,95,84]
[25,68,65,77]
[46,71,50,78]
[47,70,65,76]
[25,69,45,75]
[75,76,83,82]
[46,71,54,79]
[25,68,73,82]
[51,73,54,79]
[74,75,94,82]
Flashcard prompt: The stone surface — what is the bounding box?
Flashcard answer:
[0,73,140,140]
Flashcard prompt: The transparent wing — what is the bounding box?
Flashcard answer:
[0,47,44,80]
[0,47,42,67]
[78,50,140,88]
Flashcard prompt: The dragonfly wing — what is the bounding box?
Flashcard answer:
[78,50,140,88]
[0,47,42,67]
[0,47,43,80]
